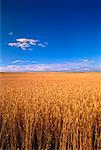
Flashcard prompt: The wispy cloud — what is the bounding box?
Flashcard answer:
[12,59,37,64]
[83,59,89,62]
[0,59,100,72]
[80,58,89,62]
[12,60,24,64]
[8,38,48,50]
[38,43,46,48]
[8,32,14,35]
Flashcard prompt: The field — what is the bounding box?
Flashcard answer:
[0,72,101,150]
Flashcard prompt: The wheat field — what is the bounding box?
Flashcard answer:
[0,72,101,150]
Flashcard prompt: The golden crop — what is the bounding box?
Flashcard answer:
[0,72,101,150]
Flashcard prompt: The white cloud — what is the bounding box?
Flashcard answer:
[0,60,100,72]
[17,42,30,50]
[8,38,47,50]
[16,38,38,43]
[8,43,18,47]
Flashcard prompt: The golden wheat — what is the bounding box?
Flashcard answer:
[0,72,101,150]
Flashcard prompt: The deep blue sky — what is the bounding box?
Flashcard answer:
[1,0,101,71]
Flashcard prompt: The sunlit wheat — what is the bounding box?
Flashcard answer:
[0,73,101,150]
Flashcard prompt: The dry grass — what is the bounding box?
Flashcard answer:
[0,72,101,150]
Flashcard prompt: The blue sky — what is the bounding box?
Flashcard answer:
[0,0,101,72]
